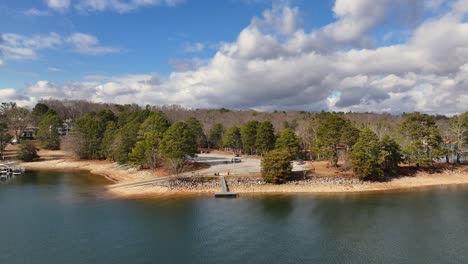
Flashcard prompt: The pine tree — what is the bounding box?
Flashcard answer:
[241,121,259,155]
[208,123,224,149]
[315,113,359,167]
[0,123,12,159]
[255,121,275,155]
[222,126,242,152]
[36,110,62,150]
[159,121,198,160]
[380,135,402,170]
[261,149,293,184]
[186,117,206,148]
[129,111,170,168]
[400,112,444,166]
[275,128,300,157]
[351,128,384,181]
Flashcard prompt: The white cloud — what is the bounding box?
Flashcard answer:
[47,67,61,72]
[24,8,52,16]
[66,33,120,55]
[75,0,184,13]
[182,42,205,53]
[45,0,71,11]
[0,32,62,61]
[168,57,205,71]
[0,88,31,102]
[0,32,117,65]
[13,1,468,114]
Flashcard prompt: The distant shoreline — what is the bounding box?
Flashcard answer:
[19,154,468,199]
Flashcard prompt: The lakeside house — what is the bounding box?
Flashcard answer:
[20,127,39,140]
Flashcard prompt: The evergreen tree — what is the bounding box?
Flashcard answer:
[112,110,151,164]
[261,149,293,184]
[17,141,39,162]
[380,135,402,170]
[351,128,384,181]
[255,121,275,155]
[315,113,357,167]
[73,110,116,159]
[129,111,170,168]
[275,128,300,157]
[36,110,62,150]
[222,126,242,152]
[100,121,117,159]
[186,117,206,148]
[400,112,444,166]
[241,121,259,155]
[32,103,49,117]
[0,123,12,159]
[208,123,224,149]
[159,121,198,160]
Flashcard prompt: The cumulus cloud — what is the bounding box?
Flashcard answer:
[15,0,468,114]
[66,33,120,55]
[0,88,31,103]
[45,0,71,11]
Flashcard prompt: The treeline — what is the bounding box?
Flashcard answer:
[1,100,468,181]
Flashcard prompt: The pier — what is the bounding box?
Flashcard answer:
[214,176,238,198]
[0,162,25,182]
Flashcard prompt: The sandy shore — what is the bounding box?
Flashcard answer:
[19,150,168,183]
[15,149,468,198]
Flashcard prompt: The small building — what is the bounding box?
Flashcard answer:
[20,127,39,140]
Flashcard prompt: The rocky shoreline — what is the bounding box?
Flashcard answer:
[161,175,367,192]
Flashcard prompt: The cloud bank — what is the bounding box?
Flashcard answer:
[5,0,468,115]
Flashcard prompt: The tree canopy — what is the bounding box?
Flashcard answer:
[256,121,276,155]
[261,149,293,184]
[400,112,444,166]
[275,128,300,157]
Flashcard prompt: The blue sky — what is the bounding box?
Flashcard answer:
[0,0,336,87]
[1,0,467,114]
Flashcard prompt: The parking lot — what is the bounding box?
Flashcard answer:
[193,153,307,176]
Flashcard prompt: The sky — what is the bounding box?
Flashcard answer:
[0,0,467,115]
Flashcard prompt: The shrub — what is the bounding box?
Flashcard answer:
[261,149,293,184]
[17,141,39,162]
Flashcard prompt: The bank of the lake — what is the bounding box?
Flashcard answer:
[20,155,468,198]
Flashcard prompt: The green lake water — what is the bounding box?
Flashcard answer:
[1,170,467,264]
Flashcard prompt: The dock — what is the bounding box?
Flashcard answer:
[0,162,25,182]
[214,176,238,198]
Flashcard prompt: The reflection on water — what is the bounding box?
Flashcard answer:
[1,171,468,264]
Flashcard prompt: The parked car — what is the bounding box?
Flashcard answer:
[231,158,242,163]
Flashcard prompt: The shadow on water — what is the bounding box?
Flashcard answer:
[255,196,295,220]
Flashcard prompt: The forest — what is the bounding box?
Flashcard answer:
[1,99,467,182]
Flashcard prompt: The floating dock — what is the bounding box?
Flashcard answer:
[0,162,25,181]
[214,176,238,198]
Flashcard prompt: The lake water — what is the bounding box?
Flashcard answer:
[1,170,467,264]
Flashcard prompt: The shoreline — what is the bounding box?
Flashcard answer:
[19,156,468,198]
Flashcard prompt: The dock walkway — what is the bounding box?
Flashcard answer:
[214,176,238,198]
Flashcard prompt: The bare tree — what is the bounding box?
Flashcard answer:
[5,106,31,143]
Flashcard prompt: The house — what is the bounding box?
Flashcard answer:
[20,127,39,140]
